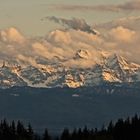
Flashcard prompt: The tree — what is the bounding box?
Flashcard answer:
[61,128,70,140]
[108,121,114,133]
[71,128,77,140]
[17,120,27,140]
[10,121,17,140]
[43,128,51,140]
[27,123,34,140]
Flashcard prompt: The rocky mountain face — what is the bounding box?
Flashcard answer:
[0,53,140,89]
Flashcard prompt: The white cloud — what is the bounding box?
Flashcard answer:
[47,29,71,45]
[0,27,25,44]
[94,16,140,64]
[32,42,49,57]
[0,18,140,68]
[109,26,136,43]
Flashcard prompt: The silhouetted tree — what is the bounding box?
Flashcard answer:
[10,120,17,140]
[27,123,34,140]
[61,128,70,140]
[43,128,51,140]
[0,115,140,140]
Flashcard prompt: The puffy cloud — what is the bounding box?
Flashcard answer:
[92,16,140,64]
[32,42,49,58]
[109,26,136,43]
[0,18,140,69]
[63,58,97,68]
[16,54,37,66]
[0,27,25,44]
[47,29,102,47]
[69,30,102,45]
[46,29,103,59]
[47,29,71,45]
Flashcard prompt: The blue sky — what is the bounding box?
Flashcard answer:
[0,0,139,36]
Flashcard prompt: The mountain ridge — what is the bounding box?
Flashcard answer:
[0,54,140,89]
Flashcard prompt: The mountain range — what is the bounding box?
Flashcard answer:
[0,51,140,89]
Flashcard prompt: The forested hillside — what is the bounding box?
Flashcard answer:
[1,115,140,140]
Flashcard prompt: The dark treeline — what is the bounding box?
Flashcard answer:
[1,114,140,140]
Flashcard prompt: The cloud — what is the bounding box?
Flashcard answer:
[0,19,140,69]
[0,27,25,44]
[109,26,136,43]
[119,0,140,11]
[49,0,140,12]
[46,16,97,34]
[95,16,140,31]
[16,54,37,66]
[32,42,50,58]
[50,4,119,12]
[46,29,105,68]
[47,29,103,55]
[47,29,72,45]
[63,58,97,68]
[91,15,140,64]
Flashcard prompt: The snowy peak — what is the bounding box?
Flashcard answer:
[103,54,140,82]
[75,49,90,59]
[106,54,140,71]
[0,54,140,88]
[106,54,128,68]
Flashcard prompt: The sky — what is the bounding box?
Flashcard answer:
[0,0,139,36]
[0,0,140,67]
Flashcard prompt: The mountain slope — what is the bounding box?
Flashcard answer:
[0,54,140,88]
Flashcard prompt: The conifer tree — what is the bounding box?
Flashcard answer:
[61,128,70,140]
[43,128,51,140]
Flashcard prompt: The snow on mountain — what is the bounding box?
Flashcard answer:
[105,54,140,82]
[75,49,90,59]
[0,65,27,89]
[0,53,140,88]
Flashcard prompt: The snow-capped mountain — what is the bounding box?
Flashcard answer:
[75,49,90,59]
[0,53,140,89]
